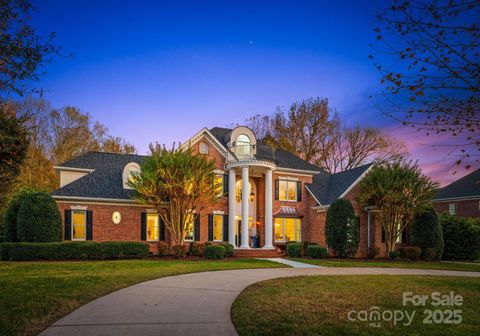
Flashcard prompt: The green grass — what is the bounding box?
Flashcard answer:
[290,258,480,272]
[0,258,283,336]
[232,275,480,336]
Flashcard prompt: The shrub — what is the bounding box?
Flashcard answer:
[398,246,422,261]
[410,206,444,260]
[157,242,169,256]
[389,250,400,261]
[367,246,380,259]
[16,192,62,242]
[0,241,149,261]
[306,245,328,259]
[423,248,438,262]
[188,242,205,257]
[301,241,318,256]
[3,188,38,242]
[204,245,226,259]
[286,242,302,257]
[325,198,359,257]
[441,214,480,260]
[173,244,187,258]
[221,243,234,257]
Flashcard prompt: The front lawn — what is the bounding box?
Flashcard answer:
[232,275,480,336]
[290,258,480,272]
[0,258,283,336]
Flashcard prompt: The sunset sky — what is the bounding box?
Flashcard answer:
[28,0,466,186]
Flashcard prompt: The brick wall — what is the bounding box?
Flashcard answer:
[433,199,480,218]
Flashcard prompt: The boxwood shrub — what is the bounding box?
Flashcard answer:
[188,242,205,257]
[286,242,302,257]
[0,241,149,261]
[306,245,328,259]
[398,246,422,261]
[221,243,234,257]
[441,213,480,260]
[204,245,226,259]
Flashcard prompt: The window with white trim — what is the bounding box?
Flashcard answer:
[214,175,224,197]
[199,142,209,154]
[213,214,223,242]
[236,134,251,156]
[449,203,457,215]
[184,214,195,241]
[279,180,297,201]
[147,213,159,241]
[274,217,301,242]
[72,210,86,241]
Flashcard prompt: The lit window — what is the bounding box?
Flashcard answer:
[185,214,195,241]
[199,142,209,154]
[72,210,86,240]
[278,180,298,201]
[213,215,223,241]
[215,175,224,197]
[147,213,159,241]
[235,180,253,203]
[274,217,301,242]
[449,203,457,215]
[236,134,251,156]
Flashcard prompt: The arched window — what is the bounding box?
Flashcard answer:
[236,134,251,156]
[199,141,209,154]
[123,162,141,189]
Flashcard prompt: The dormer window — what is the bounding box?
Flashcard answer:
[236,134,251,157]
[123,162,141,189]
[199,141,209,154]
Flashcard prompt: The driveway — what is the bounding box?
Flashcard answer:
[40,267,480,336]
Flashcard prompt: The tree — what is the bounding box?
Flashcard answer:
[3,188,38,242]
[410,206,444,260]
[245,97,407,173]
[325,198,359,257]
[371,0,480,170]
[0,0,58,96]
[358,161,437,253]
[128,144,220,245]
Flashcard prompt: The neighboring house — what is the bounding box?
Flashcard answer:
[432,168,480,218]
[52,126,386,257]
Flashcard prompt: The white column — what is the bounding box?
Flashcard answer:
[240,166,250,248]
[264,169,274,249]
[228,169,236,246]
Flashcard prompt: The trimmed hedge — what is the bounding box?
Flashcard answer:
[221,243,234,257]
[16,192,62,242]
[3,188,38,242]
[306,245,328,259]
[286,242,302,257]
[204,245,226,259]
[325,198,359,257]
[0,241,149,261]
[188,242,205,257]
[398,246,422,261]
[389,250,400,261]
[173,244,187,258]
[441,213,480,260]
[410,206,444,260]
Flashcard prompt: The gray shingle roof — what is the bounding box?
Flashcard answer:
[433,168,480,200]
[307,163,373,205]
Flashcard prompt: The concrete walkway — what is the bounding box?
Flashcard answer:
[40,267,480,336]
[258,257,324,268]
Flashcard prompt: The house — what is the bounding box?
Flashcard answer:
[51,126,387,257]
[432,168,480,218]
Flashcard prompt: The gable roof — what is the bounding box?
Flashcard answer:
[306,163,373,205]
[209,127,321,172]
[433,168,480,200]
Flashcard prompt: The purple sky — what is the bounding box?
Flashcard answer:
[29,0,467,186]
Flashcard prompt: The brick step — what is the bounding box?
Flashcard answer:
[233,248,284,258]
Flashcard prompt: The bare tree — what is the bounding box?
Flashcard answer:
[370,0,480,170]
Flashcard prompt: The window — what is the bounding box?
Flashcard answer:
[235,180,253,203]
[449,203,457,215]
[72,210,86,240]
[278,180,298,201]
[199,142,209,154]
[214,175,224,197]
[184,214,195,241]
[213,215,223,241]
[147,213,159,241]
[274,217,301,242]
[236,134,251,156]
[123,162,141,189]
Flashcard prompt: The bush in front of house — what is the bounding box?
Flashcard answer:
[221,243,234,257]
[173,244,187,258]
[204,245,226,259]
[157,242,169,256]
[410,206,444,260]
[3,188,39,242]
[188,242,205,257]
[389,250,400,261]
[367,246,380,259]
[325,198,359,257]
[306,245,328,259]
[16,192,62,243]
[398,246,422,261]
[441,213,480,260]
[286,242,302,257]
[301,241,318,256]
[0,241,149,261]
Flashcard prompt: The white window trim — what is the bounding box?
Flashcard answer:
[278,180,298,202]
[449,203,457,215]
[213,214,224,242]
[72,210,87,241]
[274,217,301,243]
[184,217,195,242]
[199,141,209,154]
[146,213,160,242]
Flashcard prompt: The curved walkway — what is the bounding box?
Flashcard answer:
[40,267,480,336]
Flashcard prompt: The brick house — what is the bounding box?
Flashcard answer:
[432,168,480,218]
[52,126,387,257]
